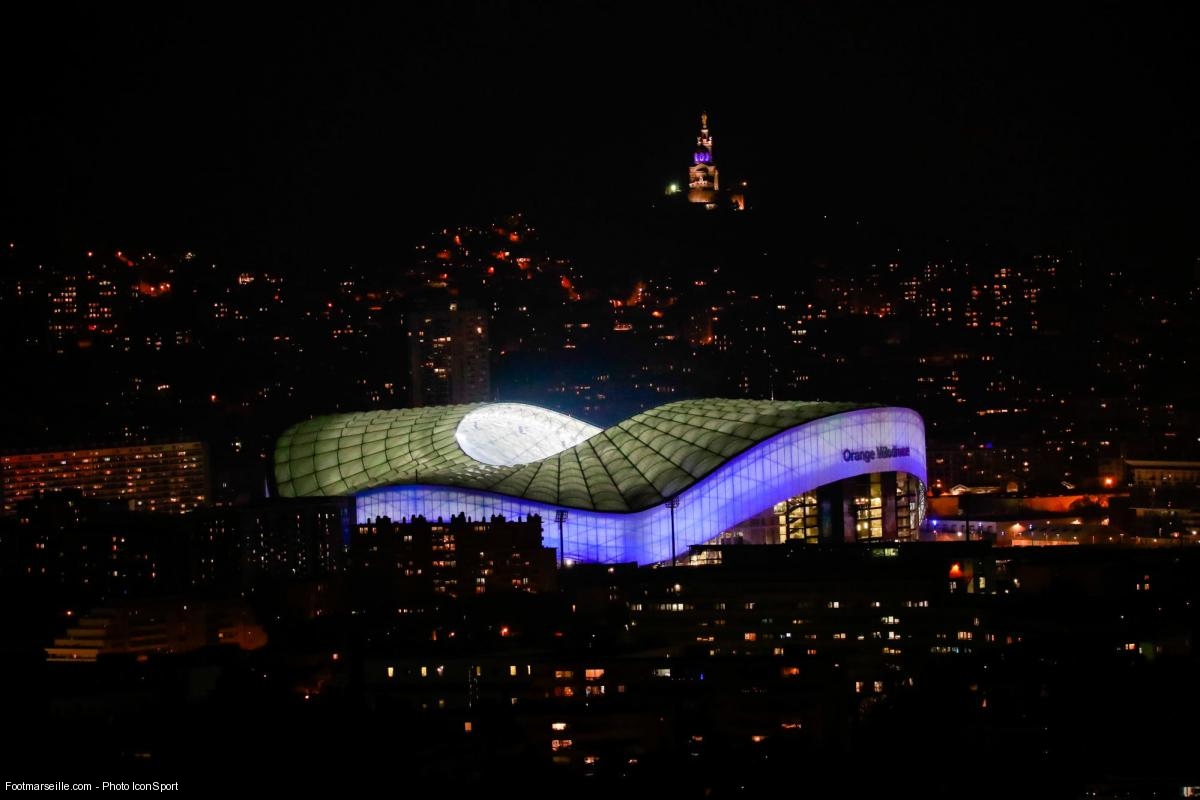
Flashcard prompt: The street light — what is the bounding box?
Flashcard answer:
[555,509,569,568]
[666,497,680,566]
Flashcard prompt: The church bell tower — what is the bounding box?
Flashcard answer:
[687,112,719,207]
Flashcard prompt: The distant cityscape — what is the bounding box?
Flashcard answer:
[4,173,1196,505]
[2,110,1199,794]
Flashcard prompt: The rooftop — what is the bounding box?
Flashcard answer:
[274,399,877,512]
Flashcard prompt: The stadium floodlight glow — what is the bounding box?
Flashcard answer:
[454,403,600,466]
[275,399,926,564]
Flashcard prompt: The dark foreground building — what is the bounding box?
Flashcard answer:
[351,512,556,597]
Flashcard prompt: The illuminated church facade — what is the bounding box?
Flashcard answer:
[688,112,719,206]
[678,113,746,211]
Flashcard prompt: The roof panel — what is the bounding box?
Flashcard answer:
[274,399,879,511]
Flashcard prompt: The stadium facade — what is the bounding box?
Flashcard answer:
[274,400,926,564]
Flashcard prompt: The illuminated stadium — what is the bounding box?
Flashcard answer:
[274,399,927,564]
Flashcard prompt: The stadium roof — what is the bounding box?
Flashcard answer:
[275,399,877,513]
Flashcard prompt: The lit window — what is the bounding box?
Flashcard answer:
[585,668,604,680]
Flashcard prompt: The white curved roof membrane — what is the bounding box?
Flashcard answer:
[275,400,928,563]
[275,399,883,510]
[454,403,601,466]
[355,406,927,564]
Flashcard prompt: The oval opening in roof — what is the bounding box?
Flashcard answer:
[455,403,602,466]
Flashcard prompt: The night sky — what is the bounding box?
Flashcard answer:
[2,2,1196,271]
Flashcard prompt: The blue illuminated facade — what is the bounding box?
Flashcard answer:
[322,404,927,565]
